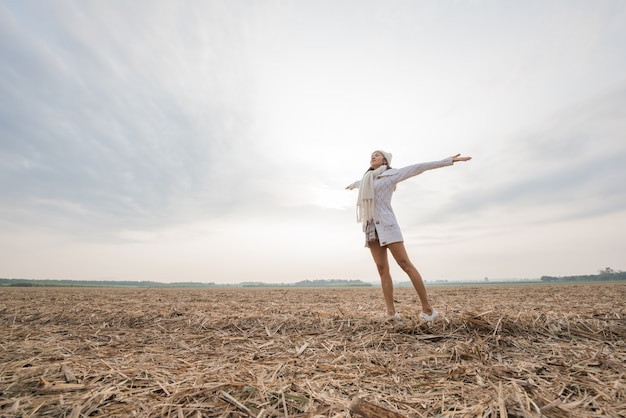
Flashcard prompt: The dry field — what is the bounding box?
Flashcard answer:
[0,283,624,417]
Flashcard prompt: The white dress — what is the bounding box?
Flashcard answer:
[349,157,454,247]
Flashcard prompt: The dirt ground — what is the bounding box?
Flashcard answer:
[1,283,624,417]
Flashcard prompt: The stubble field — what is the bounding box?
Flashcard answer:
[0,283,624,417]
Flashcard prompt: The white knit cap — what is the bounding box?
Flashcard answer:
[376,150,392,166]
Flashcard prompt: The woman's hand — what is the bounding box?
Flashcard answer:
[452,153,472,162]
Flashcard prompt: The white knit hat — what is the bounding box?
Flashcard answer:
[377,150,392,166]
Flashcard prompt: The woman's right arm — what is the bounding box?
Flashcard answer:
[345,180,361,190]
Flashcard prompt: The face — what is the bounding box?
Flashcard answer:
[370,151,386,169]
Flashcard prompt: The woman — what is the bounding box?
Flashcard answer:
[346,150,471,321]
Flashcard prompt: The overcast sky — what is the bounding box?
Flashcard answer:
[1,1,625,284]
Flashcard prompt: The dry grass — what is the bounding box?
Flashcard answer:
[0,283,624,417]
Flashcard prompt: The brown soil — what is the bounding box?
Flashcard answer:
[1,283,624,417]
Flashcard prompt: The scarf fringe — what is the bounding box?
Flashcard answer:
[356,165,387,225]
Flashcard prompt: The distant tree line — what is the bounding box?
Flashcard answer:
[0,277,371,288]
[0,278,217,288]
[541,268,626,283]
[241,279,371,288]
[293,279,371,287]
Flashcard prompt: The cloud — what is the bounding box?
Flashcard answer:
[402,81,626,239]
[1,1,626,282]
[0,2,268,236]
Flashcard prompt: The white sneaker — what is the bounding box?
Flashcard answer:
[388,312,401,320]
[419,310,439,322]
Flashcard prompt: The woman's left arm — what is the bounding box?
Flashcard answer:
[452,153,472,163]
[392,154,472,183]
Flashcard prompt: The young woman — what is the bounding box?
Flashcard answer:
[346,150,472,321]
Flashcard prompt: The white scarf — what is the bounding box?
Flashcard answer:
[356,165,388,224]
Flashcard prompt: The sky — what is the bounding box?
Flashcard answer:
[1,0,625,284]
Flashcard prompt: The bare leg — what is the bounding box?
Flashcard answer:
[387,242,434,315]
[368,240,395,316]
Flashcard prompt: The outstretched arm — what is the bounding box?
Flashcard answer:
[385,154,471,183]
[345,180,360,190]
[346,154,470,189]
[452,153,472,163]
